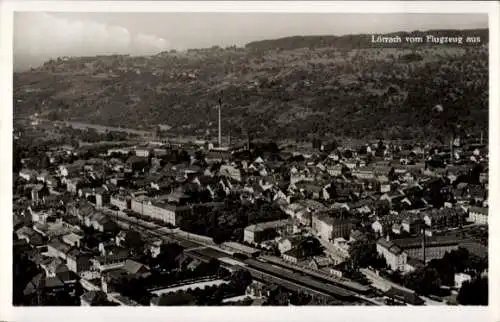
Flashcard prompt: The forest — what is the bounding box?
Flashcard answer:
[14,29,488,143]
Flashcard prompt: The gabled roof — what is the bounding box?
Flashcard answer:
[376,238,403,255]
[45,276,65,288]
[48,238,72,254]
[122,259,150,275]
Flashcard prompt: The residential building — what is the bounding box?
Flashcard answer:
[376,237,408,271]
[277,236,303,254]
[62,232,83,248]
[282,247,307,264]
[110,194,129,210]
[47,238,72,260]
[66,249,92,275]
[392,236,460,263]
[243,219,291,244]
[468,206,488,225]
[312,213,354,242]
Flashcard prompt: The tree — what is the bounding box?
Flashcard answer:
[457,277,488,305]
[13,252,41,305]
[156,291,195,306]
[153,243,184,271]
[404,267,442,296]
[267,285,290,306]
[348,240,377,270]
[230,269,253,293]
[290,291,312,306]
[123,231,145,255]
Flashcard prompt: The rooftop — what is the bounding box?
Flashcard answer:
[245,219,290,232]
[385,287,424,305]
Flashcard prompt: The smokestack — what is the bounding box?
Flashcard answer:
[218,97,222,147]
[450,137,453,164]
[422,227,426,263]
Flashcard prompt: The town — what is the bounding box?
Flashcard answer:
[12,114,488,306]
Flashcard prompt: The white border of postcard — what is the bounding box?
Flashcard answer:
[0,1,499,322]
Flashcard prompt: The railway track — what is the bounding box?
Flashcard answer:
[103,209,379,304]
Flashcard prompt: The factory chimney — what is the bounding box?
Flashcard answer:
[218,97,222,147]
[421,227,427,263]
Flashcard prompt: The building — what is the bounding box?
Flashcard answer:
[384,287,424,305]
[95,191,110,208]
[391,236,460,263]
[130,197,215,227]
[277,236,303,254]
[312,213,354,242]
[352,167,376,180]
[311,214,334,242]
[135,148,150,158]
[243,219,291,244]
[219,165,242,182]
[455,273,472,289]
[93,252,129,273]
[308,256,334,271]
[468,206,488,225]
[404,257,425,273]
[423,207,467,231]
[327,164,343,177]
[282,247,306,264]
[47,238,72,260]
[66,249,92,275]
[110,194,129,210]
[19,169,39,181]
[85,212,118,233]
[376,237,408,271]
[62,232,83,248]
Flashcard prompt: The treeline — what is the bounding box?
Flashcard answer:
[14,29,488,142]
[245,29,488,51]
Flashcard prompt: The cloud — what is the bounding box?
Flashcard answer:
[14,13,172,70]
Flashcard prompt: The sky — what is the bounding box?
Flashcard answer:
[13,12,488,70]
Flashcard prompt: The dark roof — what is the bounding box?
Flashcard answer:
[350,230,367,241]
[385,287,424,305]
[122,259,149,275]
[44,276,65,289]
[48,238,72,254]
[24,273,44,296]
[376,238,403,255]
[406,257,425,268]
[56,270,79,283]
[24,273,65,295]
[392,235,462,249]
[95,251,129,264]
[127,156,148,164]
